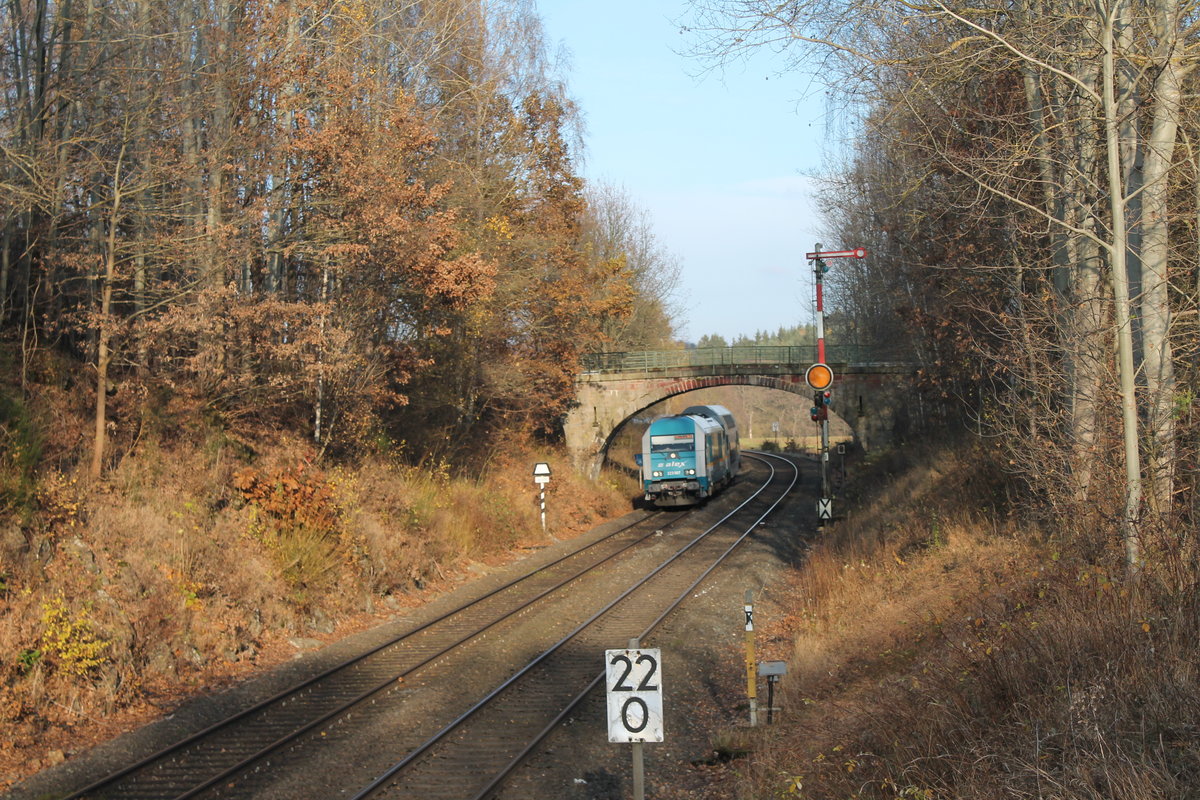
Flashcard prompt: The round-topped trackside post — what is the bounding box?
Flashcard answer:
[532,462,552,534]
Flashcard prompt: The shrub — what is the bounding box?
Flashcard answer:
[40,594,108,678]
[0,390,42,518]
[233,463,356,600]
[233,464,340,533]
[34,470,82,535]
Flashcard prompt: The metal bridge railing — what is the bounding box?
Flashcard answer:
[580,345,872,374]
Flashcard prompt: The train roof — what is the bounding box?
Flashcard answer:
[681,404,737,430]
[646,413,723,436]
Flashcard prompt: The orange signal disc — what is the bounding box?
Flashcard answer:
[805,363,834,390]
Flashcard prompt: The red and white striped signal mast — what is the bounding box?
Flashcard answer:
[805,245,867,524]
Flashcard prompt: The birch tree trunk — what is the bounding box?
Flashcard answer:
[1138,0,1186,520]
[132,0,150,374]
[1060,28,1107,506]
[1,220,10,321]
[91,145,126,480]
[1101,0,1142,571]
[266,0,300,297]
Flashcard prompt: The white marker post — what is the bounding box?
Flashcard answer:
[745,590,757,726]
[532,462,551,534]
[606,638,663,800]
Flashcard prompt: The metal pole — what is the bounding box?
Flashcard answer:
[539,487,546,534]
[813,246,830,517]
[821,417,830,500]
[745,590,757,726]
[815,279,826,364]
[629,636,645,800]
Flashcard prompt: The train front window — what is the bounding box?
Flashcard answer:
[650,434,694,453]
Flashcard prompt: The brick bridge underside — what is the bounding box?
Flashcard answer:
[564,367,915,478]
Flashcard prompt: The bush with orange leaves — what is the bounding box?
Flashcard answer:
[232,464,359,599]
[233,464,339,533]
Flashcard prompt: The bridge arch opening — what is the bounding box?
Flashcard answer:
[598,383,853,478]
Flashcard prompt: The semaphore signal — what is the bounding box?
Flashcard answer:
[805,244,866,523]
[805,247,867,260]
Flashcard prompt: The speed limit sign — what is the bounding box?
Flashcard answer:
[604,648,664,743]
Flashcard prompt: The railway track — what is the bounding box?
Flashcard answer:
[54,505,689,800]
[44,452,800,800]
[349,451,799,800]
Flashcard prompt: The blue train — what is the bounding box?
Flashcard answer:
[639,405,740,507]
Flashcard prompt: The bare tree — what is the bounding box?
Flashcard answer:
[583,181,682,350]
[684,0,1199,568]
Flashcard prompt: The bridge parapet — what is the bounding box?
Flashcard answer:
[578,361,916,383]
[581,345,872,374]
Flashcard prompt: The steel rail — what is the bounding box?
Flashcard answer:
[348,452,798,799]
[61,507,690,800]
[468,450,800,800]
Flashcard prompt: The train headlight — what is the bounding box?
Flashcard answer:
[686,469,696,475]
[652,471,663,478]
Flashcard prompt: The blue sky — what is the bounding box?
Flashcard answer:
[536,0,833,343]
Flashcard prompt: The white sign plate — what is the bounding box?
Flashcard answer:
[817,498,832,520]
[605,648,664,743]
[534,475,550,485]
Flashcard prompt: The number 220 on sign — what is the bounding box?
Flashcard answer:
[604,648,664,743]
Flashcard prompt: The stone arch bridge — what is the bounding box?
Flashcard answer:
[564,346,917,477]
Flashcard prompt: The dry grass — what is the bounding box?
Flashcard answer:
[0,409,635,789]
[741,443,1200,799]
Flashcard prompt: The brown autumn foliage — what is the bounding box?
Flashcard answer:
[0,0,679,789]
[1,0,669,470]
[0,371,641,789]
